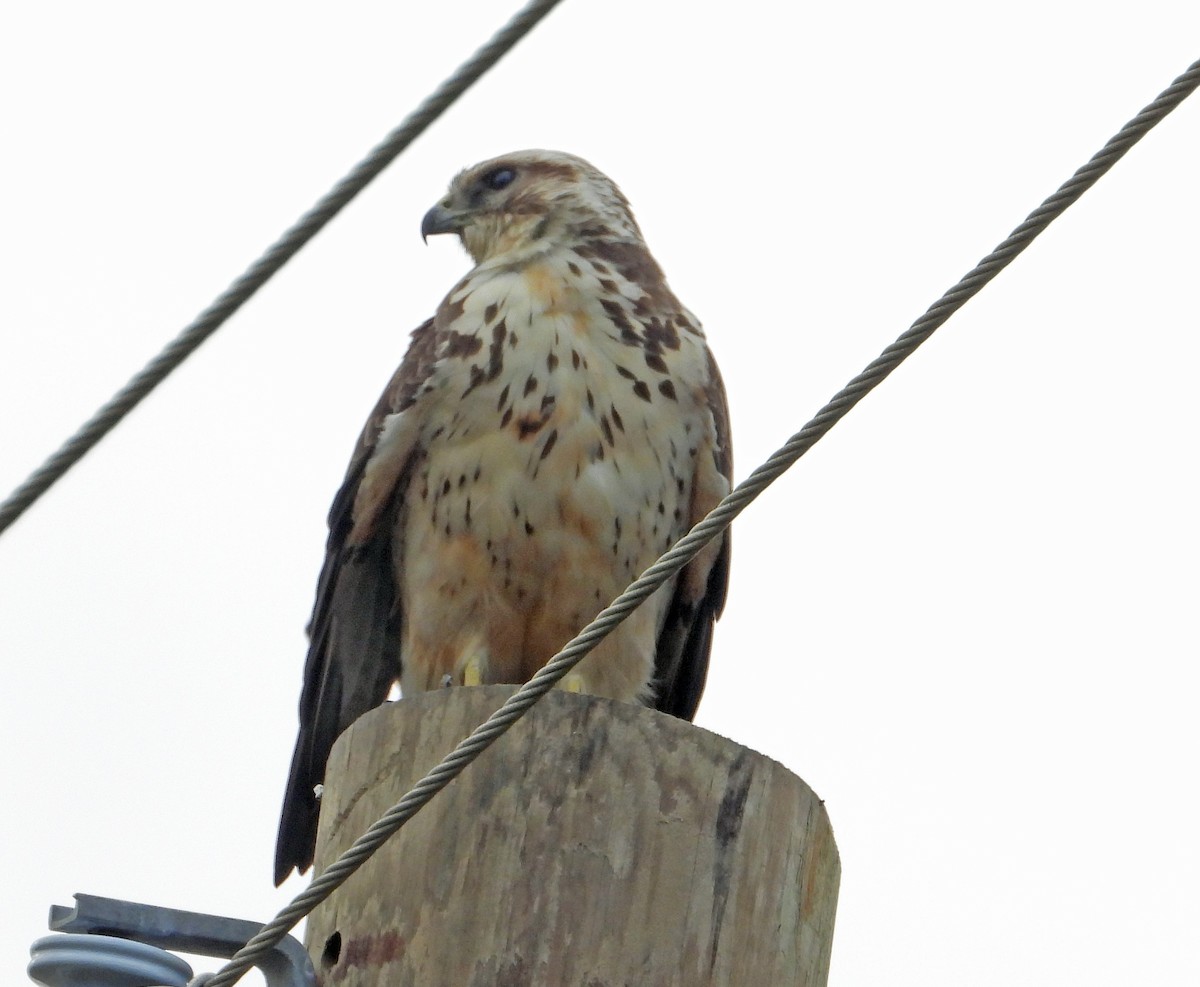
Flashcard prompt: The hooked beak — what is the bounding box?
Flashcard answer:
[421,203,468,243]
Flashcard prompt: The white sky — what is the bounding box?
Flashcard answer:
[2,3,1198,985]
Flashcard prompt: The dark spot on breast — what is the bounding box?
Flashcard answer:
[525,521,535,535]
[593,442,605,462]
[540,393,556,415]
[539,429,558,460]
[441,479,451,496]
[496,383,510,411]
[440,292,467,326]
[632,380,651,402]
[615,365,635,380]
[444,330,483,359]
[600,415,614,447]
[658,379,677,400]
[458,474,466,488]
[599,279,619,293]
[643,315,682,352]
[611,406,625,432]
[523,375,538,397]
[567,261,582,277]
[547,351,559,372]
[600,298,639,338]
[586,389,595,412]
[645,352,669,374]
[572,350,581,370]
[509,332,519,348]
[517,416,547,438]
[461,364,485,398]
[484,302,499,323]
[500,406,513,428]
[485,320,507,381]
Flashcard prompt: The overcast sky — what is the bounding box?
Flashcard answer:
[2,3,1198,985]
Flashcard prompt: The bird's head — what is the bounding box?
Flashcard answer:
[421,150,643,265]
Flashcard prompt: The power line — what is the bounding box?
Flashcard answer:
[194,52,1200,987]
[0,0,565,539]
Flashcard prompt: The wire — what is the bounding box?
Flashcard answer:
[0,0,565,539]
[196,53,1200,987]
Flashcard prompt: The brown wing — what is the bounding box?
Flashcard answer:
[274,318,439,885]
[652,345,733,720]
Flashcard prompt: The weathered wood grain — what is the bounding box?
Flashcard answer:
[305,687,838,986]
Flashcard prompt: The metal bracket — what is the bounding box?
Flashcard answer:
[47,894,316,987]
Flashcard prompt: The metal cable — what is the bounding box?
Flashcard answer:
[199,55,1200,987]
[0,0,565,539]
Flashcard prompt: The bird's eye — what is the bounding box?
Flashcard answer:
[484,167,516,191]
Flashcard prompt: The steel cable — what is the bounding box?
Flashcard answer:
[195,53,1200,987]
[0,0,565,538]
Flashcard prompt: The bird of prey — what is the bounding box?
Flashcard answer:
[275,150,732,884]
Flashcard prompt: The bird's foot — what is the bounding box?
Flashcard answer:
[560,672,587,694]
[462,654,487,687]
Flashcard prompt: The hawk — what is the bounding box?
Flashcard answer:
[275,150,732,884]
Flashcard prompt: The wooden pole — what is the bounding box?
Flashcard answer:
[304,687,839,986]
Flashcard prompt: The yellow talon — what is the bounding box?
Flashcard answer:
[462,655,485,687]
[561,673,586,694]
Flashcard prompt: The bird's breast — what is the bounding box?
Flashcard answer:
[408,263,705,582]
